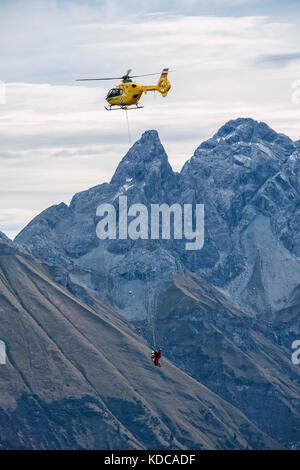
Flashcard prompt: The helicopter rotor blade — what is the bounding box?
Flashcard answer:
[130,70,175,78]
[76,70,174,82]
[76,70,133,81]
[76,77,124,81]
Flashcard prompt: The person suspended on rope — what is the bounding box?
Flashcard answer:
[151,348,162,367]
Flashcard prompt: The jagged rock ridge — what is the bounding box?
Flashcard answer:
[15,119,300,319]
[12,118,300,448]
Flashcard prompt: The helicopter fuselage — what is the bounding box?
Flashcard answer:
[105,72,171,109]
[106,81,144,107]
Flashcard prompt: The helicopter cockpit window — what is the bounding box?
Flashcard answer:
[107,88,123,98]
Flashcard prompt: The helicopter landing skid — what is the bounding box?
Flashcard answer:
[104,105,144,111]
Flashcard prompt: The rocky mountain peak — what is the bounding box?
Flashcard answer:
[0,233,16,256]
[15,119,300,320]
[192,118,295,162]
[110,129,174,187]
[0,230,10,242]
[214,118,276,143]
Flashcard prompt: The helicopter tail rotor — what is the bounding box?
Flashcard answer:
[156,68,171,97]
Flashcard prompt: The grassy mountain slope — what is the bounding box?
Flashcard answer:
[0,241,281,450]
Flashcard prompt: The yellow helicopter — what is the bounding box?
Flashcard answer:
[76,68,171,110]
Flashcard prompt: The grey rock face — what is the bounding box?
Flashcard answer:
[16,130,184,319]
[15,119,300,319]
[12,119,300,449]
[180,118,300,315]
[0,231,10,242]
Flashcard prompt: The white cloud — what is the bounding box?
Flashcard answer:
[1,5,300,237]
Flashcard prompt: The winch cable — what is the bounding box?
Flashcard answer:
[146,280,157,350]
[125,108,132,145]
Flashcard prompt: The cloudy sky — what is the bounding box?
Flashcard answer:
[1,0,300,238]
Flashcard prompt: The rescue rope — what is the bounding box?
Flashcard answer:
[125,108,131,145]
[152,325,157,350]
[146,280,157,350]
